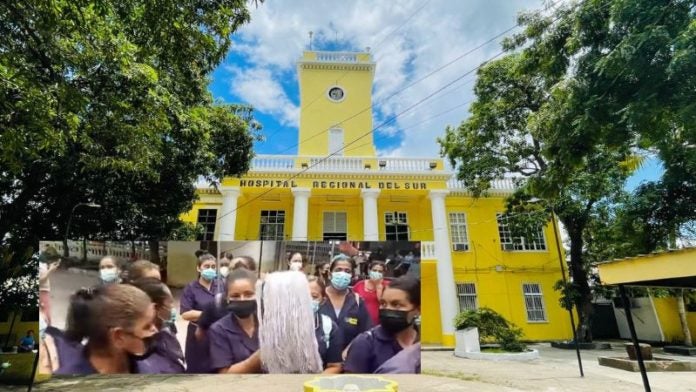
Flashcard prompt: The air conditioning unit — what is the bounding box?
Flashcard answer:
[452,243,468,251]
[502,243,516,251]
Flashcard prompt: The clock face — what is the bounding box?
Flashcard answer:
[328,86,345,101]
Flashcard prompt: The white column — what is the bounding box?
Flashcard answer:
[429,189,458,346]
[291,187,311,241]
[218,186,241,241]
[361,189,381,241]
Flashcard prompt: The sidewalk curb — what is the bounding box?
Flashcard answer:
[422,347,455,352]
[65,267,99,278]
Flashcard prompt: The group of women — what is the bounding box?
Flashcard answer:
[38,250,420,375]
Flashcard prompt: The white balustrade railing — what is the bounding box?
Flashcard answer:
[315,51,359,63]
[250,155,445,173]
[310,157,364,171]
[377,158,435,172]
[421,241,437,260]
[251,156,295,171]
[447,177,518,191]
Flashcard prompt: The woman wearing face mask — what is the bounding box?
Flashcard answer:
[98,256,122,285]
[352,260,390,325]
[208,268,262,373]
[307,276,343,374]
[55,284,158,374]
[343,276,421,374]
[318,254,372,355]
[287,252,305,272]
[128,278,185,373]
[180,253,224,373]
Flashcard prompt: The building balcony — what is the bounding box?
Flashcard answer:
[447,177,517,192]
[302,50,372,64]
[250,155,448,174]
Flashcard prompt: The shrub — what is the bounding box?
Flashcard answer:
[454,307,526,352]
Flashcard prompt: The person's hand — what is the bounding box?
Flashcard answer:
[339,242,359,257]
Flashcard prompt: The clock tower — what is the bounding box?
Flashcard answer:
[296,50,376,157]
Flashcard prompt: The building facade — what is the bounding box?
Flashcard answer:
[183,50,573,346]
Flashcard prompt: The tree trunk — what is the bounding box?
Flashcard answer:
[62,238,69,258]
[82,237,87,263]
[568,228,593,342]
[148,239,161,265]
[677,290,693,346]
[4,312,17,348]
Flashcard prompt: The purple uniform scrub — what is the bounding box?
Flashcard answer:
[44,326,84,369]
[137,329,186,374]
[314,315,343,368]
[343,325,420,374]
[180,279,224,373]
[207,313,259,373]
[374,342,421,374]
[55,346,140,375]
[318,290,372,352]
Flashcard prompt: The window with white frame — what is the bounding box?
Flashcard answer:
[385,212,409,241]
[196,209,217,241]
[522,283,547,322]
[448,212,469,251]
[260,210,285,240]
[456,283,478,311]
[328,128,344,156]
[496,213,547,251]
[323,211,347,241]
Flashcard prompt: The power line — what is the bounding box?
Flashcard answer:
[270,0,566,156]
[213,0,576,224]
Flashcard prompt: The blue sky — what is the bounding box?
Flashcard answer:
[207,0,663,188]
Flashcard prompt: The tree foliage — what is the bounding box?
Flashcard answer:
[440,0,694,341]
[0,0,262,301]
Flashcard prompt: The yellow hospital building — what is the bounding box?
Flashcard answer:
[183,50,573,346]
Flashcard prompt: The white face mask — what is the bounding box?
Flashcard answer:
[290,262,302,271]
[100,268,118,283]
[219,266,230,278]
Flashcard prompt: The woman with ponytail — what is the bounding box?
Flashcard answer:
[55,284,158,374]
[129,278,185,373]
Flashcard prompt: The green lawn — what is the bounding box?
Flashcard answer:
[0,352,35,385]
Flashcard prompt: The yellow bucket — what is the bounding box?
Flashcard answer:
[304,375,398,392]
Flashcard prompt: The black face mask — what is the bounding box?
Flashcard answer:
[227,299,257,319]
[129,333,157,360]
[379,309,415,334]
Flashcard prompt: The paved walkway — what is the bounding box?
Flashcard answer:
[40,271,696,391]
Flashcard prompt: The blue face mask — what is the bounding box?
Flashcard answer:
[312,299,321,314]
[169,308,177,324]
[369,271,383,281]
[100,268,118,283]
[201,268,217,281]
[330,271,351,291]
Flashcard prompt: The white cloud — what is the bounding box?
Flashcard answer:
[227,0,549,156]
[226,66,299,127]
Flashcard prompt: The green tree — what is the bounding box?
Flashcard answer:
[440,49,630,342]
[0,0,261,297]
[441,0,695,342]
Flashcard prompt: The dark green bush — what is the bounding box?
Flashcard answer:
[454,307,526,352]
